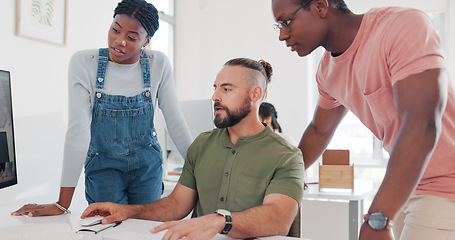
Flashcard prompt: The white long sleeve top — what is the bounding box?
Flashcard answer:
[60,49,193,187]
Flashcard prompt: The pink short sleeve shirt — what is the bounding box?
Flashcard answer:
[316,7,455,200]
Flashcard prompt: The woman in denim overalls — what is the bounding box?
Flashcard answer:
[84,47,162,204]
[12,0,193,217]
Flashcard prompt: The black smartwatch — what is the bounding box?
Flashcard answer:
[215,209,232,234]
[364,212,393,230]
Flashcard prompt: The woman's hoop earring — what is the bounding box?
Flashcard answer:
[140,46,145,56]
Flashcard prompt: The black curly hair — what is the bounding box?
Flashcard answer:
[114,0,159,37]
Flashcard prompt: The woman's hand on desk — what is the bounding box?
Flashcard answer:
[81,202,130,224]
[11,203,64,217]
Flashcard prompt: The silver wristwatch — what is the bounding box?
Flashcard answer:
[364,212,393,230]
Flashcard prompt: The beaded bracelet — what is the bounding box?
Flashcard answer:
[53,202,71,214]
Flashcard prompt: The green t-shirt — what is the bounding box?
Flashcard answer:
[178,126,305,216]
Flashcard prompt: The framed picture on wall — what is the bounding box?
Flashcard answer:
[15,0,67,46]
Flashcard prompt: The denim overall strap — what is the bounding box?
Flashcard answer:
[96,48,109,89]
[139,52,151,89]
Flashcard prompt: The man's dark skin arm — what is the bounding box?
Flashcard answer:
[359,68,448,240]
[299,69,447,239]
[299,104,348,169]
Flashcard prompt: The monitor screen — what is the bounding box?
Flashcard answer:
[154,98,215,181]
[0,69,17,189]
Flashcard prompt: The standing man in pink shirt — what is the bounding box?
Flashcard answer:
[272,0,455,239]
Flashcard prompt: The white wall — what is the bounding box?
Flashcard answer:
[174,0,312,143]
[0,0,454,214]
[0,0,119,212]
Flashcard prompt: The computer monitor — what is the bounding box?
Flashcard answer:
[179,99,215,139]
[155,98,215,181]
[0,69,17,189]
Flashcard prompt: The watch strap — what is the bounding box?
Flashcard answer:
[221,214,232,234]
[215,209,232,234]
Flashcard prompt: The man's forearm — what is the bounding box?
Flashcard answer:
[128,196,186,221]
[128,183,198,221]
[368,119,440,221]
[227,198,298,238]
[299,123,333,169]
[300,105,348,169]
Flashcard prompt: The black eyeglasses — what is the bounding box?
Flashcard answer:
[77,221,122,234]
[274,0,312,33]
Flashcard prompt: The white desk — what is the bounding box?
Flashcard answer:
[300,180,375,240]
[0,205,310,240]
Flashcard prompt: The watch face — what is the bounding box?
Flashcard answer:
[368,212,388,230]
[216,209,230,216]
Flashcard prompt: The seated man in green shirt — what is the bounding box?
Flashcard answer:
[81,58,305,239]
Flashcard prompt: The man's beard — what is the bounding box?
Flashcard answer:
[214,97,251,128]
